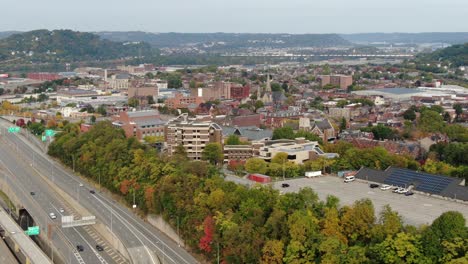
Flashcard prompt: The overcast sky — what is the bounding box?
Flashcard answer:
[2,0,467,33]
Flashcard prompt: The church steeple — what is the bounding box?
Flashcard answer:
[265,73,272,92]
[262,72,273,104]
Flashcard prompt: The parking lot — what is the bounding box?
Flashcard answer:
[273,176,468,227]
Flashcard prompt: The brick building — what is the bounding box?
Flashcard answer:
[230,84,250,100]
[112,110,165,141]
[165,92,204,109]
[165,114,223,160]
[319,75,353,89]
[27,72,61,81]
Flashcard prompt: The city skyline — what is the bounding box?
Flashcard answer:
[2,0,467,33]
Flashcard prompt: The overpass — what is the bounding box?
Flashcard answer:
[0,208,52,264]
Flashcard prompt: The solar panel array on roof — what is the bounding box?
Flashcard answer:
[384,167,456,195]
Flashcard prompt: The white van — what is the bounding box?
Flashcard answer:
[344,176,355,183]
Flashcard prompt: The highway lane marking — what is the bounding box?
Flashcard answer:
[72,227,109,264]
[95,196,191,264]
[3,132,179,264]
[0,154,83,264]
[92,197,160,264]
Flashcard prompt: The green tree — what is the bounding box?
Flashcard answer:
[419,110,445,132]
[225,135,241,145]
[90,115,96,124]
[453,104,463,121]
[341,199,376,244]
[403,109,416,121]
[245,158,268,174]
[371,205,403,243]
[97,105,107,116]
[254,100,264,111]
[260,240,284,264]
[422,211,467,262]
[201,143,223,165]
[128,97,139,108]
[271,152,288,164]
[340,117,347,132]
[272,127,295,140]
[336,100,348,108]
[374,232,428,264]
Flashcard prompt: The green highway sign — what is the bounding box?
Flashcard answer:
[41,136,47,142]
[45,129,55,137]
[8,127,20,133]
[25,226,40,236]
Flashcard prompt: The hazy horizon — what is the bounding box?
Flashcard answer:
[2,0,467,34]
[2,29,468,35]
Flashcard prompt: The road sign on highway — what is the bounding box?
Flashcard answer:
[8,127,20,133]
[62,215,96,228]
[41,136,47,142]
[25,226,40,236]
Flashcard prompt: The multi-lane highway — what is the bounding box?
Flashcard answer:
[0,127,125,264]
[0,118,198,264]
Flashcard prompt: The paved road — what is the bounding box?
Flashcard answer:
[0,209,51,264]
[0,120,198,264]
[0,134,121,264]
[273,176,468,226]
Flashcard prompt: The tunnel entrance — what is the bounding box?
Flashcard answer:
[18,208,36,231]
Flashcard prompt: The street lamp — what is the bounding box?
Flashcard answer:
[71,154,76,173]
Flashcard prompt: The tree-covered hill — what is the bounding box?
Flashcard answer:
[415,43,468,67]
[0,29,157,63]
[97,31,351,49]
[341,32,468,45]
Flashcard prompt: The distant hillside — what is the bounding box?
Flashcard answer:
[0,31,20,39]
[97,32,351,49]
[416,43,468,67]
[0,29,157,63]
[341,32,468,44]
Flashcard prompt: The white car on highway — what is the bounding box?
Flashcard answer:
[380,184,392,190]
[49,213,57,219]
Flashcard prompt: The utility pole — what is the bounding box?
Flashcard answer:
[72,154,75,172]
[282,160,286,181]
[177,216,180,247]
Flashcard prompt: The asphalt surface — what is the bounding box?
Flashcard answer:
[0,132,121,264]
[0,209,49,264]
[273,176,468,226]
[0,119,198,264]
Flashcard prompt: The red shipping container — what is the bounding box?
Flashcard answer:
[248,174,271,183]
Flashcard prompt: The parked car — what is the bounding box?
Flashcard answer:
[369,183,379,188]
[59,208,65,213]
[281,183,290,188]
[30,192,35,195]
[405,192,414,196]
[380,184,392,190]
[49,213,57,219]
[79,183,84,187]
[393,187,404,193]
[344,176,355,183]
[76,245,84,252]
[96,245,103,251]
[89,190,95,194]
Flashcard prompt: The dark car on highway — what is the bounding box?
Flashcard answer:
[369,184,379,188]
[96,245,104,251]
[76,245,84,252]
[30,192,35,195]
[281,183,290,188]
[89,190,95,194]
[405,192,414,196]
